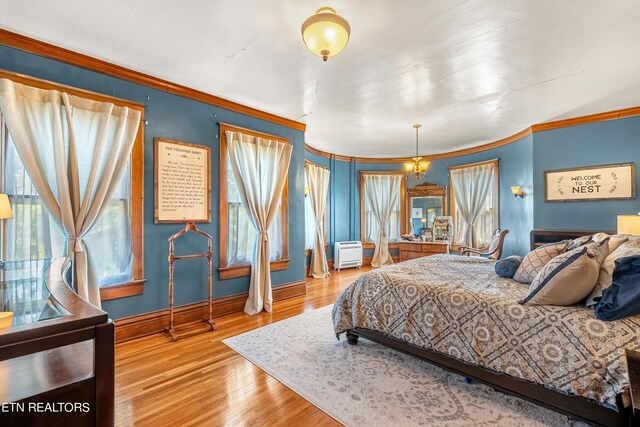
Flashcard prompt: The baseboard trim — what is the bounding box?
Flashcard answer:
[114,280,306,343]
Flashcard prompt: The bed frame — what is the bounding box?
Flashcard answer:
[344,229,631,427]
[346,329,629,426]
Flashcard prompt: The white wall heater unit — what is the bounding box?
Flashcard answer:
[334,241,363,271]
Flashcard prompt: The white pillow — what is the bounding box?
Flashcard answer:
[592,232,610,242]
[585,239,640,307]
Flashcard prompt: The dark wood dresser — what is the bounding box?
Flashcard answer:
[398,241,450,262]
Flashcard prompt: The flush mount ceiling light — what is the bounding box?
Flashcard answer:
[301,7,351,61]
[404,124,430,179]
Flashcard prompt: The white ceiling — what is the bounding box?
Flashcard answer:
[1,0,640,157]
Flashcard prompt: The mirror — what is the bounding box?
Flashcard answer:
[406,182,447,235]
[410,196,443,233]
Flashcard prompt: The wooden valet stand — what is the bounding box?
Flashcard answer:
[165,222,216,341]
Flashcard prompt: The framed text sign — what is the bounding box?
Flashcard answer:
[154,138,211,223]
[544,162,635,202]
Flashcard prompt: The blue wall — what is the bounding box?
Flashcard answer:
[305,133,535,258]
[308,114,640,260]
[0,45,306,320]
[533,116,640,231]
[3,42,639,319]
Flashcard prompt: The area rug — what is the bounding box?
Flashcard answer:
[223,305,587,426]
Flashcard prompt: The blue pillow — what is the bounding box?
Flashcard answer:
[595,256,640,321]
[495,256,522,278]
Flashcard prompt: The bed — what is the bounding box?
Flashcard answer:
[332,254,640,426]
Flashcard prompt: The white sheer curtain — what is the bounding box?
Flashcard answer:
[2,121,64,262]
[450,163,495,248]
[364,177,401,245]
[2,118,134,288]
[227,153,282,265]
[225,131,292,315]
[306,163,330,278]
[0,79,141,307]
[472,183,498,248]
[363,174,402,268]
[305,169,329,251]
[304,171,315,250]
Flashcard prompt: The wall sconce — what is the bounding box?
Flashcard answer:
[511,186,525,198]
[304,186,310,197]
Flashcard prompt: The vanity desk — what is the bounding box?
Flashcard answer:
[401,181,450,261]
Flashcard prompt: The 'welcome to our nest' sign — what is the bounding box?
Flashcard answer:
[544,163,635,202]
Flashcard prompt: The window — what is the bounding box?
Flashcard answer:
[0,72,144,301]
[304,163,329,252]
[360,172,406,248]
[218,123,289,280]
[449,159,499,249]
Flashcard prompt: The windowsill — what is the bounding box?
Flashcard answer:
[100,278,146,301]
[218,259,290,280]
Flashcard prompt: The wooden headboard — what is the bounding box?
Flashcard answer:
[530,229,616,251]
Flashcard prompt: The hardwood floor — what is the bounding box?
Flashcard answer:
[114,267,369,427]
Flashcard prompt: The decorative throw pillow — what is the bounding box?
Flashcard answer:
[520,244,601,306]
[593,233,628,254]
[585,239,640,307]
[594,237,611,265]
[565,234,593,251]
[608,235,629,253]
[595,255,640,321]
[495,256,522,278]
[513,241,568,284]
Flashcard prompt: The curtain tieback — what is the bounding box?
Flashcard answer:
[258,231,269,242]
[67,237,84,253]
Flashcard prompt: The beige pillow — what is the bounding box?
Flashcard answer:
[565,235,593,251]
[594,237,611,265]
[513,242,568,284]
[593,232,628,253]
[520,244,601,306]
[585,239,640,307]
[592,232,610,242]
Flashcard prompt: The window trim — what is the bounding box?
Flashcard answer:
[448,158,500,250]
[0,69,146,301]
[359,171,406,250]
[218,123,290,280]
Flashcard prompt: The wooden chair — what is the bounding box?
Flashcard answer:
[460,228,509,260]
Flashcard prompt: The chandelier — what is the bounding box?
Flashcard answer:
[301,7,351,61]
[404,124,430,179]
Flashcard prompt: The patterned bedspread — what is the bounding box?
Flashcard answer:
[332,254,640,409]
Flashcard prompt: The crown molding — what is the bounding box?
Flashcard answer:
[305,105,640,163]
[0,29,306,132]
[530,106,640,132]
